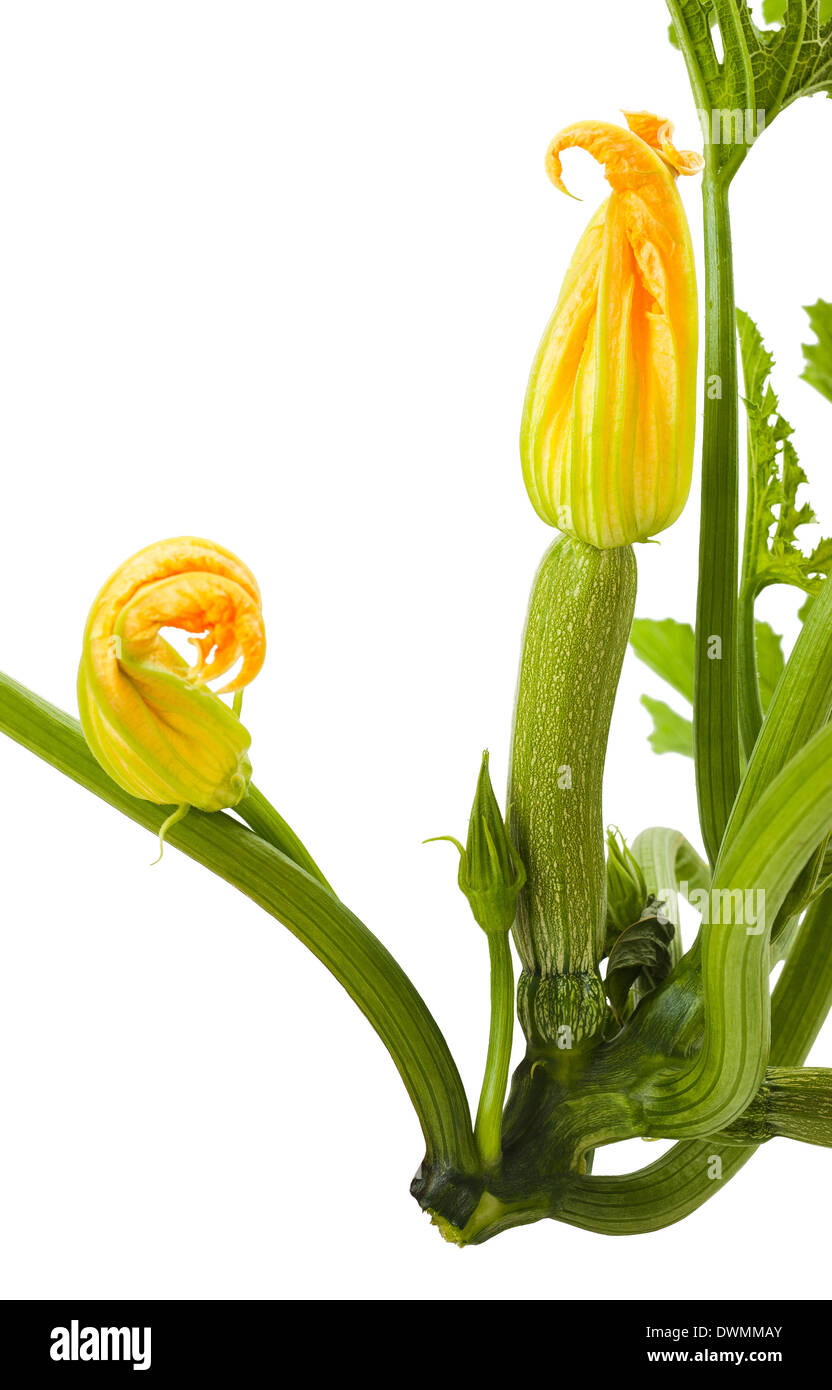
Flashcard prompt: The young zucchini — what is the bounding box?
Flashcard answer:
[508,534,637,1049]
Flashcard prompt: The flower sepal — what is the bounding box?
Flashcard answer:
[429,751,525,936]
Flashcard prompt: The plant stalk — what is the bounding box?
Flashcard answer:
[238,783,333,892]
[0,670,483,1226]
[737,580,764,757]
[555,881,832,1235]
[694,165,741,866]
[474,932,514,1171]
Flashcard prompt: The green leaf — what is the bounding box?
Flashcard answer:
[737,301,775,400]
[755,619,785,710]
[640,695,694,758]
[764,0,832,31]
[605,904,676,1025]
[668,1,832,179]
[630,618,695,758]
[802,299,832,403]
[632,609,785,747]
[668,1,714,49]
[737,307,832,595]
[733,2,832,116]
[630,618,694,702]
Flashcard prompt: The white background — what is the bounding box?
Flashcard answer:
[1,1,831,1300]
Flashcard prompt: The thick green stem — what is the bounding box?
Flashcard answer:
[725,572,832,839]
[640,721,832,1136]
[694,167,741,866]
[529,0,832,1243]
[238,783,333,892]
[555,884,832,1235]
[631,827,710,968]
[769,894,832,1066]
[737,581,764,758]
[474,932,514,1171]
[0,670,483,1226]
[722,570,832,945]
[475,719,832,1239]
[716,1067,832,1148]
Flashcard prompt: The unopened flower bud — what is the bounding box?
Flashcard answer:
[429,751,525,935]
[521,111,701,548]
[78,536,266,814]
[605,826,648,934]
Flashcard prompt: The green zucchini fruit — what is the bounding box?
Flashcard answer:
[508,534,637,1049]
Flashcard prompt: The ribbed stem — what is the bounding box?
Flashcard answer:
[0,670,483,1226]
[640,722,832,1137]
[694,168,741,866]
[238,784,333,892]
[737,581,764,758]
[716,1067,832,1147]
[555,886,832,1235]
[723,572,832,849]
[474,933,514,1170]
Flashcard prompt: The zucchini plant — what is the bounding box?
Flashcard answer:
[3,1,832,1245]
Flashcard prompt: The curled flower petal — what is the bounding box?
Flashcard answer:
[620,110,705,177]
[525,114,700,548]
[78,537,266,813]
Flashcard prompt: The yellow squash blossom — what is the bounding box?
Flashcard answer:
[521,111,702,549]
[78,537,266,815]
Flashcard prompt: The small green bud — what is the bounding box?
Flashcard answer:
[605,826,648,934]
[428,751,525,935]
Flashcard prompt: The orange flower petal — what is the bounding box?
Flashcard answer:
[524,115,700,547]
[78,537,265,811]
[621,110,704,177]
